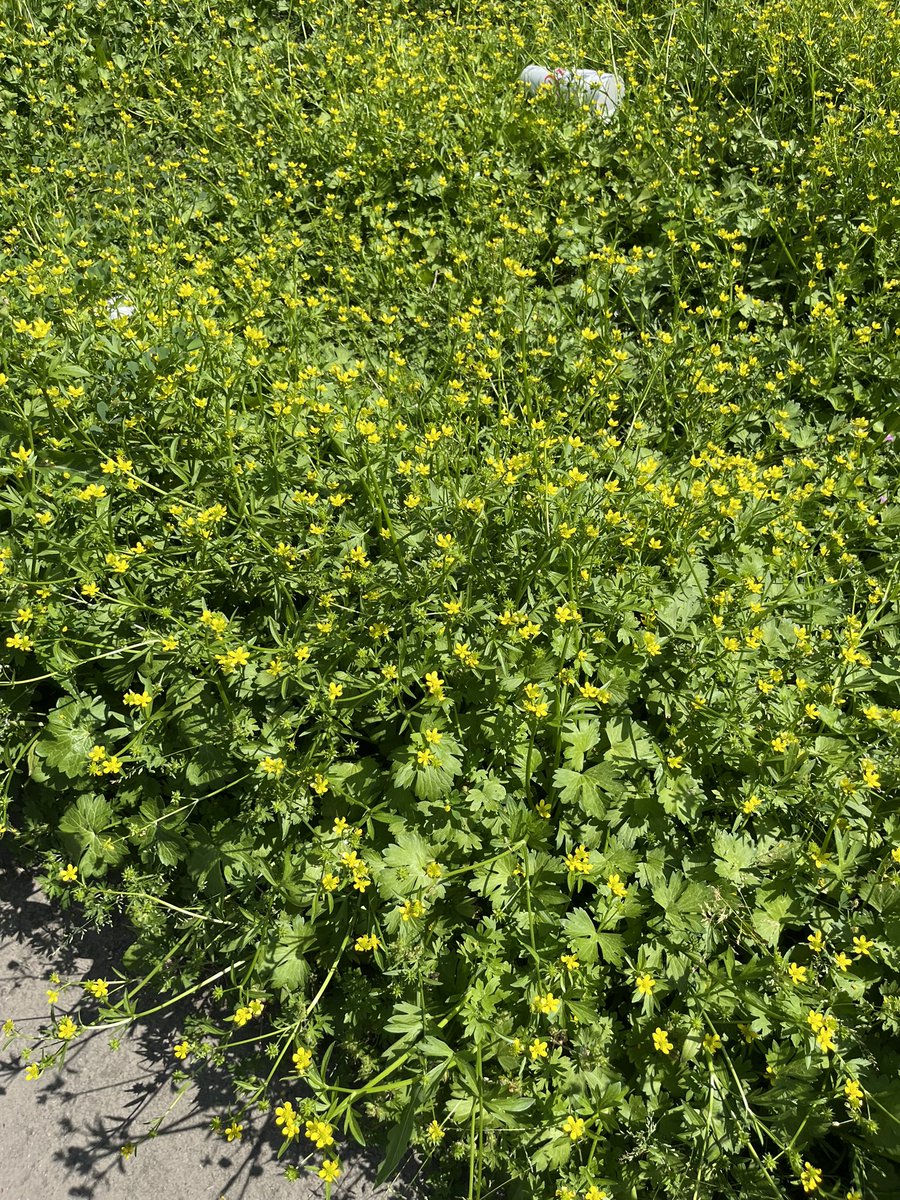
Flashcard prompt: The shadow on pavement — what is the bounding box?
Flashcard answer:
[0,846,423,1199]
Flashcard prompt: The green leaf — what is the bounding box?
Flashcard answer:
[713,832,758,882]
[560,908,624,963]
[375,1084,420,1186]
[595,932,625,965]
[604,716,657,767]
[59,794,114,841]
[38,722,94,778]
[58,794,119,871]
[553,762,621,816]
[561,719,601,770]
[651,874,708,931]
[262,917,312,994]
[483,1095,534,1125]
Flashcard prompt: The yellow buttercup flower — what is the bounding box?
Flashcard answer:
[305,1119,334,1149]
[56,1016,78,1041]
[562,1115,585,1141]
[635,973,655,997]
[318,1159,340,1182]
[652,1027,673,1054]
[293,1047,313,1074]
[800,1162,823,1193]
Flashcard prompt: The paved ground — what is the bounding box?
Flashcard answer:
[0,855,417,1200]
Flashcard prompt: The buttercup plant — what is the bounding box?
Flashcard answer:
[1,0,900,1197]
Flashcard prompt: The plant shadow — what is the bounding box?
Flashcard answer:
[0,846,425,1199]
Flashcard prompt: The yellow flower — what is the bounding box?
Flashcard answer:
[635,973,655,997]
[318,1159,340,1182]
[224,1121,243,1142]
[321,871,340,892]
[259,756,286,778]
[275,1100,299,1138]
[174,1041,190,1060]
[860,759,880,788]
[807,929,825,953]
[216,647,249,673]
[800,1162,823,1193]
[426,1120,444,1143]
[56,1016,78,1041]
[703,1032,722,1054]
[816,1024,838,1053]
[852,935,874,958]
[305,1119,334,1149]
[58,863,78,882]
[606,873,627,898]
[834,952,852,971]
[652,1027,673,1055]
[327,682,343,702]
[533,992,560,1015]
[844,1079,864,1109]
[788,963,808,985]
[643,631,662,656]
[565,844,592,875]
[24,1062,41,1081]
[424,671,445,699]
[399,899,425,921]
[585,1188,609,1200]
[292,1047,313,1074]
[562,1115,585,1141]
[529,1038,548,1060]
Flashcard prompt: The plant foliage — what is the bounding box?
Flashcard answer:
[2,0,900,1197]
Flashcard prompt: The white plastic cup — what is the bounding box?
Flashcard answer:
[518,63,624,120]
[519,64,562,92]
[570,69,625,119]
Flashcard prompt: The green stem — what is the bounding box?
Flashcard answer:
[92,957,246,1031]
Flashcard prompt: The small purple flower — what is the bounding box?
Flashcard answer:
[879,494,888,504]
[885,433,895,443]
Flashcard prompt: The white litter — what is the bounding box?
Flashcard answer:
[519,65,624,120]
[106,298,136,320]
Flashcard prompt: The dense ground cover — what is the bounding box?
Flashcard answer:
[2,0,900,1196]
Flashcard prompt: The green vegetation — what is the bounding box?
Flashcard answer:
[2,0,900,1196]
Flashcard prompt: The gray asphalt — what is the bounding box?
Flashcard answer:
[0,857,418,1200]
